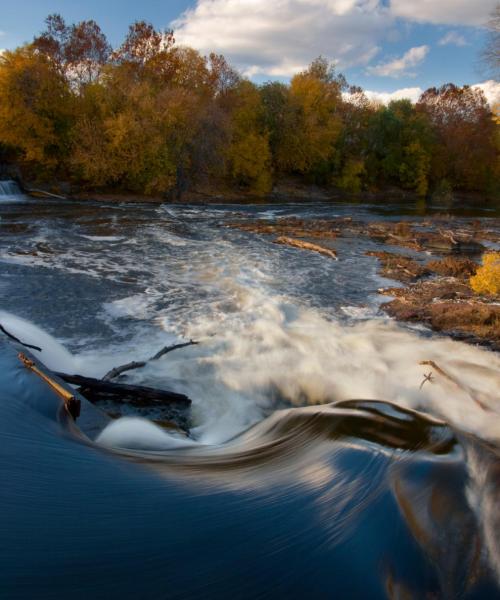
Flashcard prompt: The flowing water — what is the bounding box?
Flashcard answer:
[0,179,25,201]
[1,197,500,598]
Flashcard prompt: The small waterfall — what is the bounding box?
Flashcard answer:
[0,180,24,200]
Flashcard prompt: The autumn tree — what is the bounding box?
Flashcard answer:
[224,80,272,195]
[287,57,343,181]
[112,21,174,66]
[417,84,498,192]
[260,81,301,175]
[0,46,74,177]
[1,15,498,199]
[33,14,111,88]
[334,87,374,192]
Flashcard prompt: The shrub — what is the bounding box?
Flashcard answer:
[470,252,500,295]
[427,256,477,278]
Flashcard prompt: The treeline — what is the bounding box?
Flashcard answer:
[0,15,498,198]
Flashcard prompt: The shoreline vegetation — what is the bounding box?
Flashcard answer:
[0,14,499,202]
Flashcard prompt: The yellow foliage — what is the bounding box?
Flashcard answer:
[225,81,272,195]
[470,252,500,296]
[0,45,74,174]
[338,159,365,193]
[289,71,341,173]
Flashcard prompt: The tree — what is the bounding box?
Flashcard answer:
[285,58,343,180]
[334,87,374,192]
[224,81,272,195]
[112,21,174,66]
[0,46,74,176]
[417,84,498,192]
[366,99,433,195]
[33,14,111,88]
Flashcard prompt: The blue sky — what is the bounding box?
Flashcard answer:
[0,0,497,101]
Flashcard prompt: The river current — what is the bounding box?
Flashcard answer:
[0,196,500,598]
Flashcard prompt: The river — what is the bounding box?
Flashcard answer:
[0,194,499,598]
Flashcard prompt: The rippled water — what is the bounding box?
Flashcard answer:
[0,197,500,598]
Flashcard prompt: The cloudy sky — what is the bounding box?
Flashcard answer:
[1,0,498,102]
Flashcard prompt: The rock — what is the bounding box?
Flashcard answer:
[366,251,429,283]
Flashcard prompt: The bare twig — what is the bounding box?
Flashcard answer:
[419,372,434,390]
[102,340,199,381]
[102,361,147,382]
[150,340,199,361]
[419,360,491,411]
[0,324,42,352]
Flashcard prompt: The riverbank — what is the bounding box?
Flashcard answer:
[16,176,499,207]
[230,214,500,352]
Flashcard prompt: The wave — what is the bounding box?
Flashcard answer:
[0,333,499,598]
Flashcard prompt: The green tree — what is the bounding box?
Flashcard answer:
[366,99,432,195]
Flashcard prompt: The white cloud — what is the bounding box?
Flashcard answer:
[473,80,500,107]
[346,81,500,107]
[173,0,390,78]
[172,0,495,81]
[390,0,497,26]
[362,86,423,103]
[366,45,429,78]
[438,31,468,46]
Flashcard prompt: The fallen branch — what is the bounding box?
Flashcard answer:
[26,188,67,200]
[0,324,42,352]
[102,340,199,381]
[419,360,491,412]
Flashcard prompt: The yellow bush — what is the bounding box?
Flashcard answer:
[470,252,500,295]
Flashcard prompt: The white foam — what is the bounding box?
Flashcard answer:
[96,417,197,451]
[0,310,76,372]
[80,235,124,242]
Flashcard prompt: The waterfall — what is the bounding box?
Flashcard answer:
[0,180,24,200]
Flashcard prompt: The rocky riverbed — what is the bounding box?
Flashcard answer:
[230,214,500,351]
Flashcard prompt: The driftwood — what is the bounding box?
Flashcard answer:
[275,236,338,259]
[56,372,191,432]
[102,340,198,381]
[1,323,194,430]
[26,188,67,200]
[55,372,191,406]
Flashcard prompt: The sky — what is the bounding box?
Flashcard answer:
[0,0,498,104]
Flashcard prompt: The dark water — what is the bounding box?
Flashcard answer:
[1,196,500,598]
